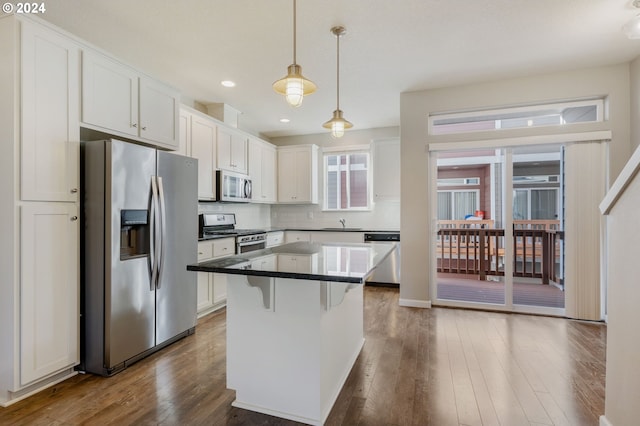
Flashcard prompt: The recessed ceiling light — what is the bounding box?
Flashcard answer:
[221,80,236,88]
[279,118,290,123]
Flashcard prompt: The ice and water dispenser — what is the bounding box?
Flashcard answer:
[120,209,150,260]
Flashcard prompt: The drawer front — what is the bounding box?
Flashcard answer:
[266,231,284,247]
[197,241,214,260]
[213,237,235,258]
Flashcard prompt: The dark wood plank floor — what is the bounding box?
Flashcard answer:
[0,287,606,425]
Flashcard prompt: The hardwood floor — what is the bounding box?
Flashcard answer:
[0,287,606,426]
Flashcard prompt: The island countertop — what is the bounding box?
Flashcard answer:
[187,241,397,284]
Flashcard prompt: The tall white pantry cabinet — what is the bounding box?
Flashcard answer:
[0,15,81,407]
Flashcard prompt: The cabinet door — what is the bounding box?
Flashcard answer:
[231,132,248,174]
[20,203,79,385]
[248,139,263,201]
[294,149,312,202]
[21,21,80,202]
[217,127,247,173]
[81,50,138,137]
[190,115,217,200]
[278,149,298,201]
[196,242,214,314]
[212,273,227,305]
[176,109,191,157]
[139,76,179,149]
[373,139,401,202]
[261,144,277,202]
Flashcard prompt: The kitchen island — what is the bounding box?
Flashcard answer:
[187,241,396,426]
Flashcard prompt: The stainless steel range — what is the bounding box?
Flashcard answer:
[199,213,266,254]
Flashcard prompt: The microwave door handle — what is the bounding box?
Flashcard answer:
[245,179,252,199]
[150,176,161,291]
[156,176,166,289]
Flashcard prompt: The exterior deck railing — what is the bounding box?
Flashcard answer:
[436,221,563,284]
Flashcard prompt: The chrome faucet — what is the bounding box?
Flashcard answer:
[339,218,346,229]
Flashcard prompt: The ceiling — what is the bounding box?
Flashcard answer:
[28,0,640,139]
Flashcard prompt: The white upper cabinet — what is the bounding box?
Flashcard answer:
[277,145,318,204]
[177,108,191,157]
[81,50,179,150]
[20,20,80,202]
[184,108,218,200]
[217,126,248,174]
[81,50,138,137]
[248,137,277,203]
[138,75,179,148]
[372,138,401,202]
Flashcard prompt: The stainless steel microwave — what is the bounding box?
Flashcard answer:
[216,170,252,202]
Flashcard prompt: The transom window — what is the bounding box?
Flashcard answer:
[324,150,370,210]
[429,98,604,135]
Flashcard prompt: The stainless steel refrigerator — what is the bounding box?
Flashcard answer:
[81,139,198,376]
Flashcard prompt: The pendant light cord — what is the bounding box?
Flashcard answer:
[292,0,297,65]
[336,31,340,110]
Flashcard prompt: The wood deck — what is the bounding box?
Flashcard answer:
[0,287,602,426]
[437,273,565,308]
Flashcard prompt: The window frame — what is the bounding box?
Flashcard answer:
[322,146,372,212]
[428,98,604,136]
[436,189,480,220]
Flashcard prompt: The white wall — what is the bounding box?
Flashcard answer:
[399,64,632,307]
[601,56,640,426]
[199,203,272,229]
[270,127,400,230]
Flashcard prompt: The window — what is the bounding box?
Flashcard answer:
[429,98,604,136]
[437,190,479,220]
[513,188,558,220]
[324,151,370,210]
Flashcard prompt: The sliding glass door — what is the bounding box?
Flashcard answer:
[433,145,565,314]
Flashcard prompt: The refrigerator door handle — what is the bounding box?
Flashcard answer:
[156,176,167,289]
[150,176,161,291]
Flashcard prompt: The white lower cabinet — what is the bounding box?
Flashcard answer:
[284,231,311,243]
[266,231,284,248]
[197,238,234,317]
[20,202,79,386]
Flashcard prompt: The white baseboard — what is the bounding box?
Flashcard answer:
[600,415,613,426]
[399,298,431,308]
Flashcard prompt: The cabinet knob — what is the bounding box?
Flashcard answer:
[132,123,138,128]
[70,216,78,221]
[142,126,147,131]
[198,252,203,255]
[70,188,78,193]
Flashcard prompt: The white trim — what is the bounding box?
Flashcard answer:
[600,142,640,214]
[322,144,370,153]
[399,298,432,308]
[428,130,612,152]
[599,415,613,426]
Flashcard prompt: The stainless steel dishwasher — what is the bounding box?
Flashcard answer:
[364,232,400,286]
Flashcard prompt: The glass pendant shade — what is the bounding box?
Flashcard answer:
[273,0,316,107]
[324,26,353,138]
[273,64,317,108]
[323,109,353,138]
[623,14,640,39]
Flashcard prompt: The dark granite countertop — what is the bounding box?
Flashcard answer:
[187,241,397,284]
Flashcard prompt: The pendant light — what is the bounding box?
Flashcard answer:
[323,26,353,138]
[273,0,316,107]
